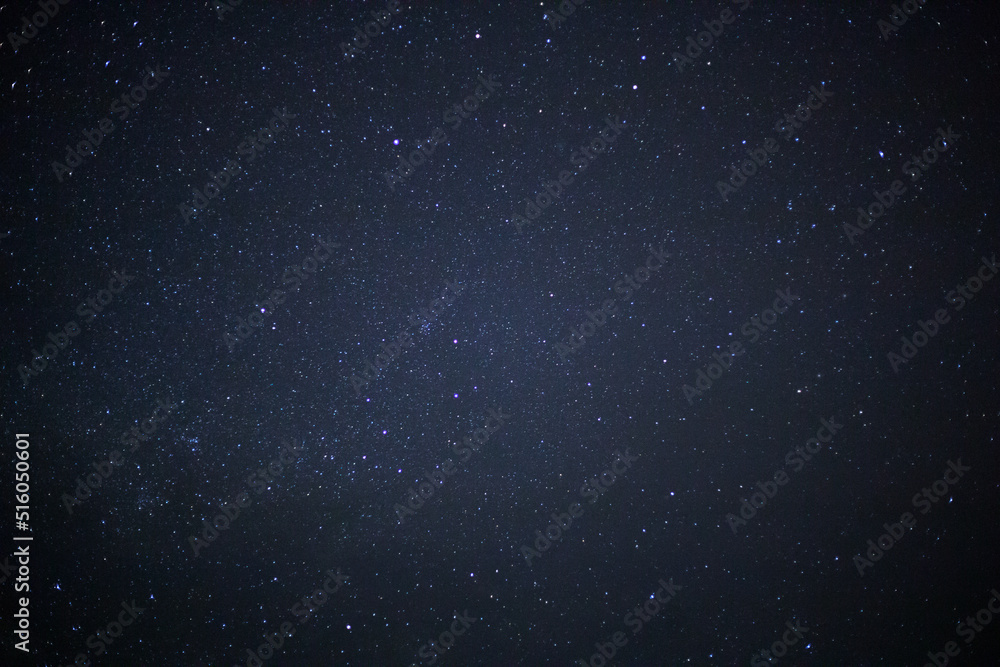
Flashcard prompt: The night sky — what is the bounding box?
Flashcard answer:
[2,1,1000,665]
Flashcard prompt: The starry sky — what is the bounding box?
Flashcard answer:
[2,1,1000,665]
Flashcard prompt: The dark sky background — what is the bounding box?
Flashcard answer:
[2,1,999,665]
